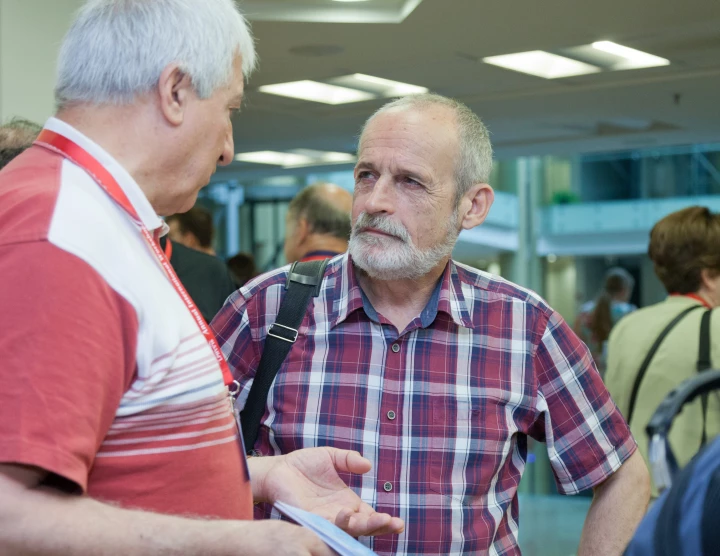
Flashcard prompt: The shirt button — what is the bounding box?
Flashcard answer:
[391,343,400,353]
[387,410,396,420]
[383,481,393,492]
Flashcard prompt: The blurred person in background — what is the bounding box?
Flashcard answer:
[0,0,403,553]
[284,181,352,263]
[606,206,720,498]
[227,251,258,287]
[167,205,217,255]
[159,234,237,322]
[164,205,237,320]
[0,118,42,169]
[574,267,636,376]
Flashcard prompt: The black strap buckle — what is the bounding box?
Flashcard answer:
[267,323,298,343]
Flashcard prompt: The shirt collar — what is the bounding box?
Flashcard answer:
[330,255,473,330]
[43,117,166,234]
[301,250,343,262]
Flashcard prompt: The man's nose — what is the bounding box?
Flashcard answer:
[364,175,395,215]
[218,127,234,167]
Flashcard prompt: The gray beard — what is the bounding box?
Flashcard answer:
[348,211,460,281]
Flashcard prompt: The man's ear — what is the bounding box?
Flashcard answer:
[157,63,193,127]
[295,218,311,243]
[459,184,494,230]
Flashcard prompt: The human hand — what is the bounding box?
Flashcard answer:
[235,520,335,556]
[249,447,404,538]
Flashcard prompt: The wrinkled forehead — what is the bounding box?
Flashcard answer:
[357,106,460,168]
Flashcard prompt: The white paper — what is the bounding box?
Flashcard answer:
[273,501,377,556]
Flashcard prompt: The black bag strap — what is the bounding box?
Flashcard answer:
[240,258,329,452]
[698,309,712,446]
[627,305,704,425]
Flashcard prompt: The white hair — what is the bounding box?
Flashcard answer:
[55,0,256,106]
[359,94,493,205]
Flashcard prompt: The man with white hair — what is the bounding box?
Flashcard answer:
[213,94,651,555]
[0,1,403,553]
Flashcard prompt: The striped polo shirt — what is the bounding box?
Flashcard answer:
[0,117,252,519]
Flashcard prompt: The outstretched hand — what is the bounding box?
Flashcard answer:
[250,447,405,538]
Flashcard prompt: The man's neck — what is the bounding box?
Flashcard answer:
[355,258,449,333]
[300,235,347,259]
[55,104,162,210]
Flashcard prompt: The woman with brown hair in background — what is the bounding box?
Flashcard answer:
[575,267,636,376]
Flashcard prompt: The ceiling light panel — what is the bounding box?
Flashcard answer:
[241,0,423,24]
[330,74,429,97]
[258,80,377,104]
[591,41,670,70]
[284,149,357,168]
[482,51,601,79]
[235,150,356,168]
[234,151,314,166]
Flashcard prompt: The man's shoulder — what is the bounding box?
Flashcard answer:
[240,254,344,301]
[452,260,554,317]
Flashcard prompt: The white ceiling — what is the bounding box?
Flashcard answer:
[224,0,720,177]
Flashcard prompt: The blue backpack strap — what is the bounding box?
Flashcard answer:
[652,455,698,555]
[701,466,720,554]
[637,437,720,556]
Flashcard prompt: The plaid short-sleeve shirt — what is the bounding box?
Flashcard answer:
[212,254,636,555]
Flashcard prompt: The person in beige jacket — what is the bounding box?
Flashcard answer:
[606,206,720,497]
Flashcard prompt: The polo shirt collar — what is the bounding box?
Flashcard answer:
[43,117,167,235]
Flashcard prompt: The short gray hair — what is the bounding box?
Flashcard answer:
[359,94,493,204]
[56,0,256,106]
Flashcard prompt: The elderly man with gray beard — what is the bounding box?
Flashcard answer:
[212,94,650,556]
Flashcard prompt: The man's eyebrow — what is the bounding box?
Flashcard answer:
[354,160,377,172]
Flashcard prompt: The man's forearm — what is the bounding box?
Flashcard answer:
[578,450,650,555]
[0,464,302,556]
[2,486,245,555]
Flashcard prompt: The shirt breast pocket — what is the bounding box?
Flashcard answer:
[428,395,515,505]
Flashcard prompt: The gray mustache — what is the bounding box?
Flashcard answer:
[353,213,410,243]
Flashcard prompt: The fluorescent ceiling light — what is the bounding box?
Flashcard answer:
[235,150,356,168]
[284,149,356,168]
[591,41,670,69]
[258,80,377,104]
[482,50,601,79]
[338,73,429,96]
[234,151,314,166]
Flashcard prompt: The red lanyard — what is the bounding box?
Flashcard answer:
[35,129,234,386]
[671,293,712,310]
[163,237,173,259]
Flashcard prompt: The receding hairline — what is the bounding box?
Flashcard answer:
[358,102,461,150]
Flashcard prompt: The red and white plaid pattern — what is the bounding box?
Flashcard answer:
[212,254,636,555]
